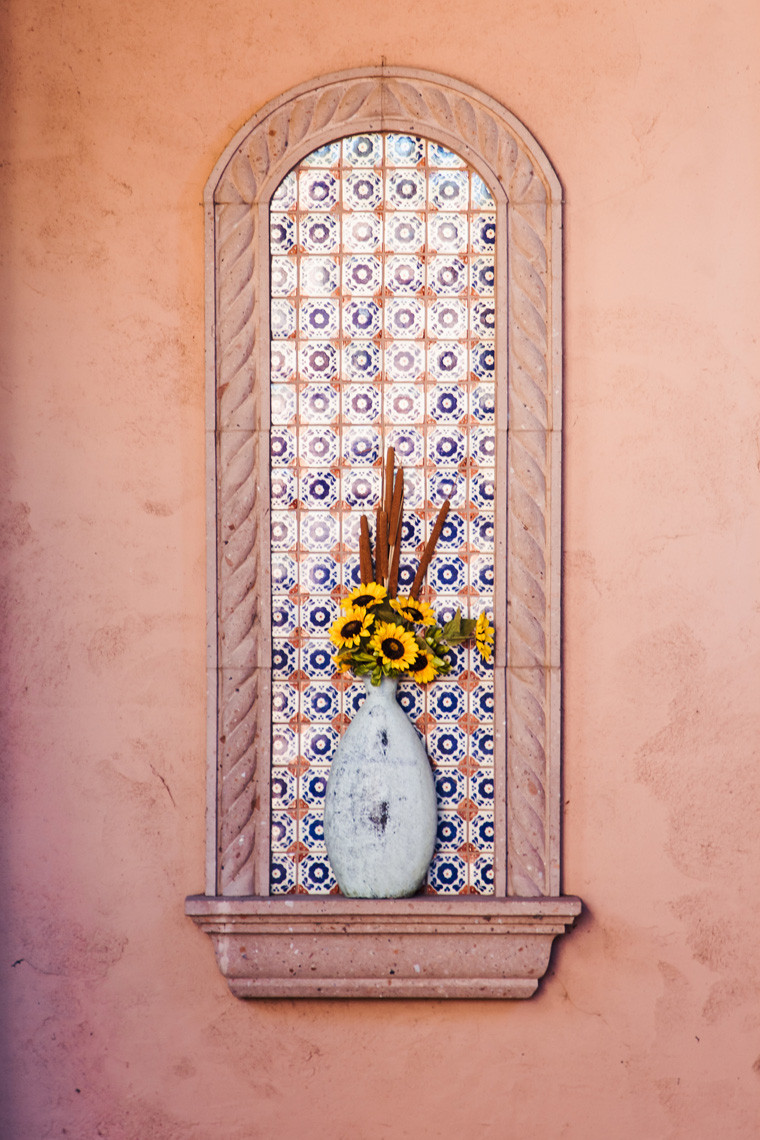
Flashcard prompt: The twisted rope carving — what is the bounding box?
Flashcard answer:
[215,201,264,894]
[507,432,550,895]
[212,73,558,897]
[505,193,552,894]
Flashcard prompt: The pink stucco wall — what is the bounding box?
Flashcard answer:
[2,1,759,1136]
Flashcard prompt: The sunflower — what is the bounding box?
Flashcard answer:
[390,595,437,627]
[475,612,494,662]
[342,581,388,611]
[329,606,373,649]
[405,645,439,684]
[369,621,418,671]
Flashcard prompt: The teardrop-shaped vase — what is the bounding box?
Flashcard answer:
[324,677,437,898]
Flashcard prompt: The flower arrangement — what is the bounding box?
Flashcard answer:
[330,448,494,686]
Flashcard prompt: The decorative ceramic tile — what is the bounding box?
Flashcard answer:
[429,683,466,722]
[436,811,465,849]
[300,512,338,552]
[471,257,495,296]
[344,170,383,210]
[299,299,339,338]
[300,141,340,167]
[433,767,468,806]
[387,170,427,210]
[343,254,382,294]
[429,256,467,295]
[343,341,381,381]
[299,347,338,385]
[271,597,297,636]
[384,384,422,425]
[385,342,424,381]
[386,255,423,294]
[385,213,425,252]
[429,341,467,382]
[300,257,339,296]
[269,133,496,894]
[342,133,382,166]
[271,257,297,297]
[270,767,296,806]
[271,682,297,723]
[299,213,339,253]
[343,212,382,251]
[299,169,339,210]
[427,853,467,892]
[300,596,337,633]
[386,133,424,166]
[429,726,468,766]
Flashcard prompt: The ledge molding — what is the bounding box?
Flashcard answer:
[186,895,581,999]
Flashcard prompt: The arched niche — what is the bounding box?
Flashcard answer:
[187,68,580,999]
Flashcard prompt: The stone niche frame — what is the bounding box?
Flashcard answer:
[186,68,581,998]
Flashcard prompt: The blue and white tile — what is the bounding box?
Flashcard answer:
[269,855,296,894]
[300,213,339,253]
[344,170,382,210]
[299,854,336,893]
[271,682,298,724]
[271,342,296,383]
[343,212,382,251]
[342,384,381,423]
[386,134,424,166]
[271,596,297,636]
[342,134,382,166]
[427,852,466,893]
[271,639,297,679]
[343,254,382,294]
[428,341,467,382]
[300,257,339,296]
[299,345,339,385]
[301,640,335,680]
[429,213,467,252]
[270,767,297,809]
[342,340,381,381]
[298,169,339,210]
[271,724,297,766]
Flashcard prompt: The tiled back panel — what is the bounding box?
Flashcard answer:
[269,134,495,895]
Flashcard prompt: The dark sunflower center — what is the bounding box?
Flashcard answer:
[409,653,428,673]
[405,606,424,622]
[353,593,375,607]
[342,620,362,637]
[381,637,406,660]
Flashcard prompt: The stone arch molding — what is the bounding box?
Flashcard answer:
[187,69,580,999]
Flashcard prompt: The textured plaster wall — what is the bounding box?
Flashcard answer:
[1,1,759,1137]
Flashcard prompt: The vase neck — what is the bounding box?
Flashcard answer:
[363,675,399,701]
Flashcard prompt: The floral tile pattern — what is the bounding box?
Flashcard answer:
[269,134,496,895]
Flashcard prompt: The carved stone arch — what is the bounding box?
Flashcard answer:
[188,69,579,999]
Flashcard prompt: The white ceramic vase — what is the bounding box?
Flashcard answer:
[324,677,437,898]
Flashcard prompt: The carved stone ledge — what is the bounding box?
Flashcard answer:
[185,896,582,999]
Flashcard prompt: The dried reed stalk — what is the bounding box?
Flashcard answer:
[386,472,404,597]
[359,514,373,583]
[375,507,389,584]
[383,447,395,520]
[409,499,450,599]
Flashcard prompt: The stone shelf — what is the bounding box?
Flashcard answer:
[185,895,581,999]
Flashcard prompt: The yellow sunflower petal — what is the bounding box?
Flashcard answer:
[390,595,437,627]
[329,606,373,648]
[406,648,439,684]
[343,582,388,611]
[368,621,417,671]
[475,612,494,662]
